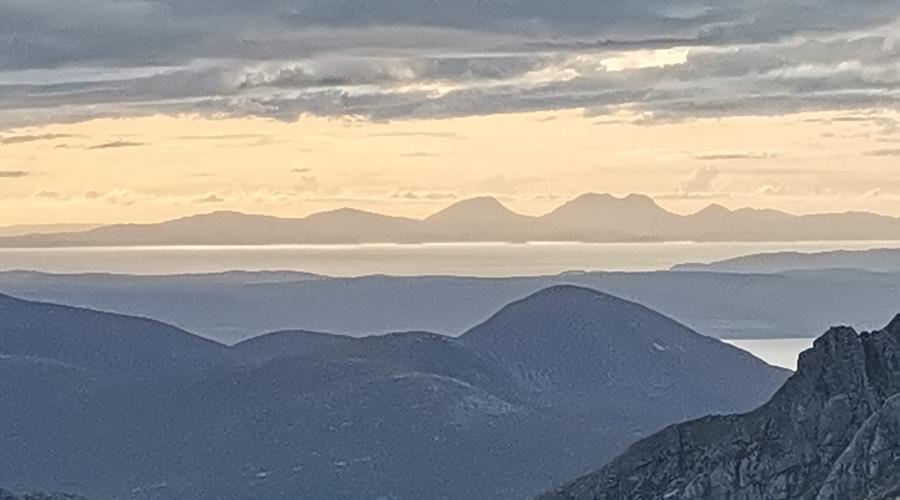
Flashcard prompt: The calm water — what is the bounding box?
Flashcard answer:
[0,240,898,276]
[725,338,815,370]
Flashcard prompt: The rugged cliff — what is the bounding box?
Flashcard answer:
[541,315,900,500]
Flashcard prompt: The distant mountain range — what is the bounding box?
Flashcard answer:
[0,286,787,500]
[674,247,900,273]
[4,193,900,246]
[3,269,899,343]
[0,223,99,238]
[540,314,900,500]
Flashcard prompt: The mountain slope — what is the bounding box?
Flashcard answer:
[674,247,900,273]
[0,292,226,377]
[462,285,789,429]
[0,289,787,500]
[540,314,900,500]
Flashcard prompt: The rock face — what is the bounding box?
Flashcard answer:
[0,490,88,500]
[540,314,900,500]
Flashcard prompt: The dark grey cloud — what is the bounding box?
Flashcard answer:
[0,1,897,127]
[0,170,29,178]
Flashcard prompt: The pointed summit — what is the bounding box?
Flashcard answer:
[693,203,732,217]
[423,197,534,241]
[425,196,524,223]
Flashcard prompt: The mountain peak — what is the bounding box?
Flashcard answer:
[171,210,278,223]
[887,314,900,334]
[425,196,524,224]
[695,203,731,216]
[463,284,787,425]
[566,193,659,207]
[546,193,670,222]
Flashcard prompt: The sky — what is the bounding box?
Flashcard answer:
[0,0,899,224]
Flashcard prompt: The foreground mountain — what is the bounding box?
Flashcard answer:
[540,315,900,500]
[674,247,900,273]
[4,194,900,246]
[0,287,787,500]
[462,286,787,429]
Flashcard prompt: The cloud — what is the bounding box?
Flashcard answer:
[390,189,458,201]
[656,192,725,200]
[865,148,900,157]
[0,2,897,127]
[681,165,722,192]
[0,133,73,145]
[0,170,29,178]
[694,152,778,161]
[193,193,225,204]
[171,134,268,141]
[366,132,465,140]
[88,140,146,150]
[32,190,62,199]
[292,176,320,193]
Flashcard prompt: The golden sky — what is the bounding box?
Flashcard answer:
[3,4,899,226]
[1,107,899,225]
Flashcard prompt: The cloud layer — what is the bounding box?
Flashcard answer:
[0,0,898,127]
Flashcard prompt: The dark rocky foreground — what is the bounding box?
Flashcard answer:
[0,490,89,500]
[541,315,900,500]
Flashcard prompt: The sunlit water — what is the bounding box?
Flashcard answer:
[0,240,898,277]
[725,338,815,370]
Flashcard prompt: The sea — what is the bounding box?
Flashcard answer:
[1,240,898,276]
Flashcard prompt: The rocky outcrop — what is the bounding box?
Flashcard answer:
[540,314,900,500]
[0,490,89,500]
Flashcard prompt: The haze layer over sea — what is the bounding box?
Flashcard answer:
[2,240,899,276]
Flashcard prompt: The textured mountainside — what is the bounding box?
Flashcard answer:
[540,315,900,500]
[461,286,787,429]
[0,287,787,500]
